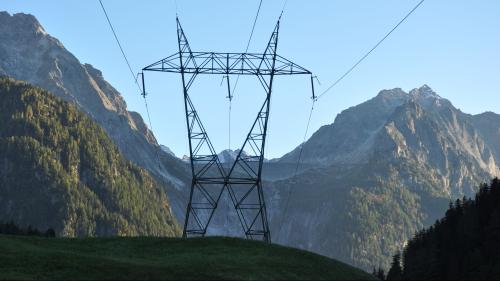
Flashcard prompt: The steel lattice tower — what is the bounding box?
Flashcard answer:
[142,17,313,243]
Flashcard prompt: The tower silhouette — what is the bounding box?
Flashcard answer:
[142,17,313,242]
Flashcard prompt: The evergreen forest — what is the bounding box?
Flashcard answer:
[383,178,500,280]
[0,78,180,237]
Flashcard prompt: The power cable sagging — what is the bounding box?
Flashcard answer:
[317,0,425,100]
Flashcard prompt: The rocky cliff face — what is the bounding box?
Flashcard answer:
[279,85,499,197]
[0,12,190,218]
[279,88,409,166]
[471,112,500,160]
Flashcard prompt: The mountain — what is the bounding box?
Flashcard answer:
[179,150,242,163]
[279,87,409,166]
[471,112,500,160]
[160,145,176,157]
[387,178,500,280]
[269,85,500,270]
[2,10,500,274]
[0,78,180,237]
[218,149,244,164]
[0,11,190,219]
[180,150,262,164]
[279,85,499,194]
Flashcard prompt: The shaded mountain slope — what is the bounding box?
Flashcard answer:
[0,78,180,237]
[0,11,190,219]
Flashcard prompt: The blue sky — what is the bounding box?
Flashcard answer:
[3,1,500,159]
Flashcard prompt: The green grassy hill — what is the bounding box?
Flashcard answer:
[0,235,373,280]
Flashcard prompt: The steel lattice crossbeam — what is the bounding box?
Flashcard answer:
[143,52,311,76]
[142,17,313,243]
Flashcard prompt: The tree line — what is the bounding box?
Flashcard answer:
[0,221,55,238]
[375,178,500,280]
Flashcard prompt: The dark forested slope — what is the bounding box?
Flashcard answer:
[386,178,500,280]
[0,78,180,237]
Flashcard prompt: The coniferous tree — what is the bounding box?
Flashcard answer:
[386,253,403,280]
[376,268,386,280]
[388,178,500,280]
[44,228,56,238]
[372,267,386,280]
[0,221,53,237]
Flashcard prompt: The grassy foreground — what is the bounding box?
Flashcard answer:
[0,235,373,280]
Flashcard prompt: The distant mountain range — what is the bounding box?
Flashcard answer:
[1,11,499,270]
[180,149,262,164]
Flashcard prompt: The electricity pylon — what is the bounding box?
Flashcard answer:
[142,17,313,243]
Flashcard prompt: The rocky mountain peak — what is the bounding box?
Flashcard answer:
[1,10,133,127]
[160,145,176,157]
[376,87,407,99]
[83,63,104,78]
[372,88,409,107]
[410,84,440,99]
[218,149,252,163]
[0,12,42,31]
[374,85,445,110]
[218,149,240,163]
[409,85,453,111]
[0,12,60,46]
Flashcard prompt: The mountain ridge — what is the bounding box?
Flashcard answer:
[0,11,191,220]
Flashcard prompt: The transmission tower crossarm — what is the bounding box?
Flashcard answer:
[143,52,311,76]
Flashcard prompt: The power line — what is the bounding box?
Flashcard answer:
[245,0,263,58]
[230,0,263,97]
[316,0,425,100]
[98,0,141,93]
[228,0,264,150]
[280,0,289,18]
[98,0,162,169]
[277,99,315,237]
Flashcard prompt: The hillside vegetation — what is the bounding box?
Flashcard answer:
[386,178,500,280]
[0,235,373,280]
[0,78,180,237]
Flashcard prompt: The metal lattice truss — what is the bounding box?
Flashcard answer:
[143,52,310,76]
[142,17,313,243]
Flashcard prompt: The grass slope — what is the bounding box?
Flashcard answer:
[0,235,373,280]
